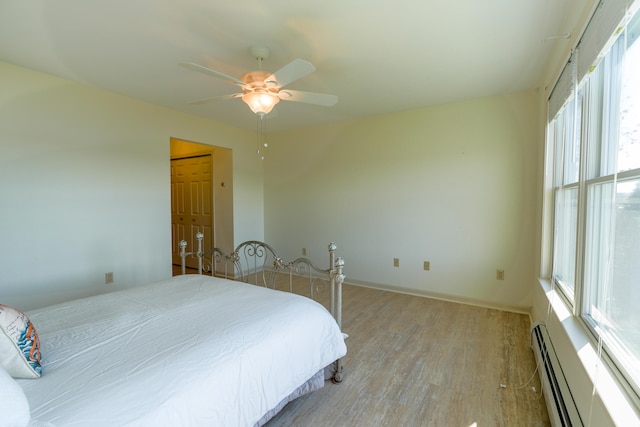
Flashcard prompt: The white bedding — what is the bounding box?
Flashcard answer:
[17,275,346,427]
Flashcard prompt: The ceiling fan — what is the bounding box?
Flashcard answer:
[181,46,338,117]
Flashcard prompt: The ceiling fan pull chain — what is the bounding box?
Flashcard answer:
[256,115,261,157]
[256,115,267,160]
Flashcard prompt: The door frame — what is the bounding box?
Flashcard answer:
[170,138,234,269]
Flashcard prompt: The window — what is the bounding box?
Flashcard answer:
[550,93,581,301]
[548,6,640,397]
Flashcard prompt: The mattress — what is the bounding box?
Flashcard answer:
[17,275,347,427]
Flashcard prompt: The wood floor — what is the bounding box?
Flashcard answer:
[173,266,550,426]
[265,284,551,427]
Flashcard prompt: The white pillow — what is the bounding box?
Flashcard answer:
[0,304,42,378]
[0,365,31,427]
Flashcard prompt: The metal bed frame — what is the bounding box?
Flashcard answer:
[179,233,345,383]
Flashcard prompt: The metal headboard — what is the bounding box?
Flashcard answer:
[179,233,345,382]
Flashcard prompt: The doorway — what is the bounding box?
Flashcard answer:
[171,154,212,268]
[170,138,234,270]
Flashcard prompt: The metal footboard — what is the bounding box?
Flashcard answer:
[179,233,345,383]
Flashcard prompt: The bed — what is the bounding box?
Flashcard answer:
[1,239,346,427]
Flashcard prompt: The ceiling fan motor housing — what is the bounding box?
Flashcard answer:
[241,71,272,88]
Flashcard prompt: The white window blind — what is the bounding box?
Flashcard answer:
[577,0,630,82]
[548,0,640,120]
[548,55,576,120]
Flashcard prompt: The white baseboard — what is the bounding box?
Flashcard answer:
[345,279,531,315]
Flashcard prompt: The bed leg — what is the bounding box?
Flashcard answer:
[179,240,187,275]
[332,359,344,383]
[334,256,344,331]
[195,232,204,274]
[330,249,345,384]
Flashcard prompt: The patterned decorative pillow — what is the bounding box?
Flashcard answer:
[0,304,42,378]
[0,365,31,427]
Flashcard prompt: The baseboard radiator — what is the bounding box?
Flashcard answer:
[530,323,583,427]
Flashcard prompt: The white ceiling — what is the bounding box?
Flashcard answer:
[0,0,581,132]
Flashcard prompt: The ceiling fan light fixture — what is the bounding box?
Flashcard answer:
[242,90,279,116]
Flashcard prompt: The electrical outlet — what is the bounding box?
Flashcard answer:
[105,272,114,284]
[423,261,430,271]
[497,269,505,280]
[393,258,399,267]
[302,248,307,256]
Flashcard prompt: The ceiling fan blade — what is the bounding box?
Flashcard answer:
[180,62,246,88]
[188,93,243,105]
[278,90,338,106]
[266,59,316,88]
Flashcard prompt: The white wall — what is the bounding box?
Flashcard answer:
[0,61,263,311]
[264,91,539,311]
